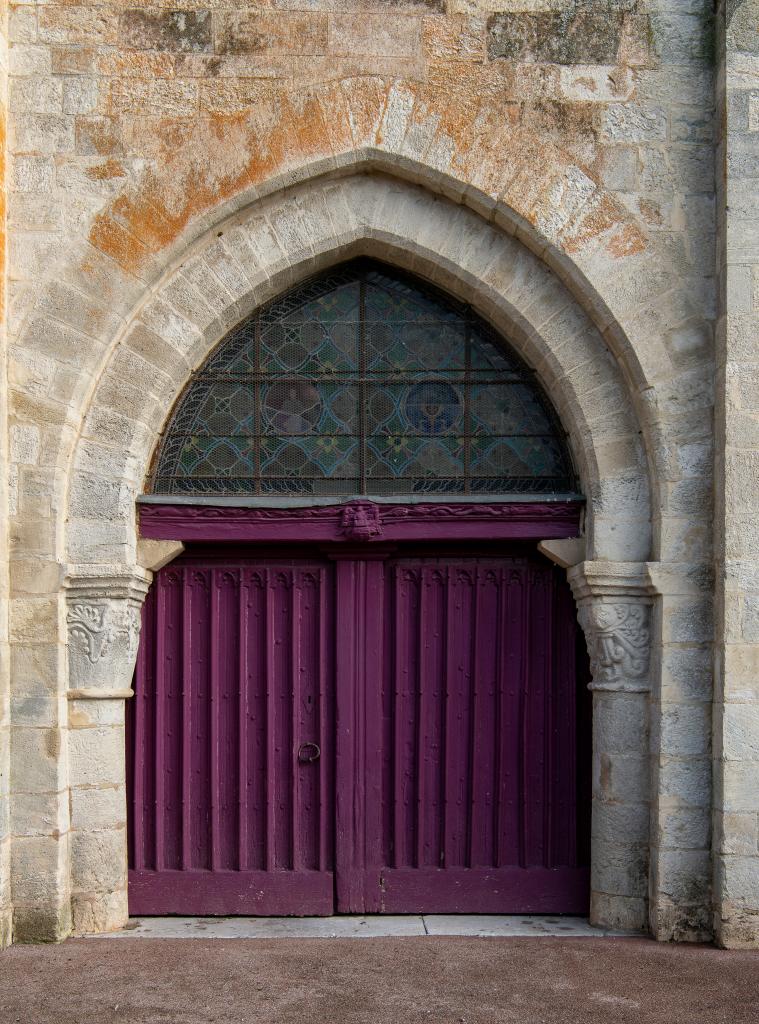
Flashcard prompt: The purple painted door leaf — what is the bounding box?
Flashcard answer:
[128,557,335,915]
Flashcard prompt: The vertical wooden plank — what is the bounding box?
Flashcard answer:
[523,563,549,867]
[224,570,242,870]
[334,557,359,909]
[266,568,292,872]
[238,570,250,871]
[333,552,386,913]
[543,570,556,869]
[415,565,426,870]
[317,567,328,874]
[416,564,445,870]
[209,569,222,872]
[248,569,266,872]
[297,569,320,872]
[552,572,577,868]
[275,570,294,871]
[491,567,505,868]
[442,564,457,869]
[470,564,501,867]
[381,561,395,870]
[392,564,412,869]
[444,565,474,868]
[193,570,212,871]
[497,565,524,868]
[166,571,184,870]
[434,569,447,870]
[518,564,529,870]
[362,557,385,910]
[354,561,367,901]
[154,573,167,872]
[291,574,301,872]
[130,590,150,870]
[391,563,402,868]
[264,568,276,873]
[465,565,480,869]
[486,568,500,866]
[181,570,193,870]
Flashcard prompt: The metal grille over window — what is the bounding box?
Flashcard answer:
[150,260,576,497]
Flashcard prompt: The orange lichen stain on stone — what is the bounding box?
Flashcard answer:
[494,133,568,227]
[423,74,486,143]
[89,75,647,278]
[564,195,618,250]
[375,81,417,149]
[340,76,391,149]
[607,221,646,258]
[0,103,6,325]
[314,80,354,157]
[89,213,152,271]
[86,159,127,181]
[638,198,664,228]
[278,91,333,160]
[562,192,646,258]
[96,50,175,79]
[88,85,347,275]
[77,117,123,157]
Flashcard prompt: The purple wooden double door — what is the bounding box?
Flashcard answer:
[127,545,590,916]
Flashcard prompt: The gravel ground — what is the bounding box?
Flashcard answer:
[1,936,758,1024]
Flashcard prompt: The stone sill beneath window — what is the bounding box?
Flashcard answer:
[137,493,585,508]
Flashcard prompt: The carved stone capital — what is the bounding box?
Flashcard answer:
[64,565,152,697]
[567,561,656,693]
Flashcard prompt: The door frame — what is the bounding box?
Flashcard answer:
[136,497,586,914]
[138,497,583,546]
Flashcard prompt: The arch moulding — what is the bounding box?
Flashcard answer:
[50,173,660,941]
[7,138,719,945]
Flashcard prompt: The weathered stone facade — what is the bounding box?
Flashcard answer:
[0,0,755,948]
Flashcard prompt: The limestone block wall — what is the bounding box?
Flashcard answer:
[0,0,10,953]
[0,0,733,943]
[713,0,759,949]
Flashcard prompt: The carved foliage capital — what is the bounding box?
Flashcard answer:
[567,560,655,693]
[576,598,651,692]
[65,566,149,695]
[67,603,114,665]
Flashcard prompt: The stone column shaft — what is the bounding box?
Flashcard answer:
[568,561,654,932]
[65,565,150,935]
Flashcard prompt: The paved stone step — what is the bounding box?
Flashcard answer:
[95,915,634,940]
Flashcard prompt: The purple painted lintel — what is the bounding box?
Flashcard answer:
[139,500,583,545]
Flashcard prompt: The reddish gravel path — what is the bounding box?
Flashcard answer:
[1,936,758,1024]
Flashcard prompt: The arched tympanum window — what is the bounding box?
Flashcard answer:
[150,260,576,498]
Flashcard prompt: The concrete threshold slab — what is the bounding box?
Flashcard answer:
[93,915,633,939]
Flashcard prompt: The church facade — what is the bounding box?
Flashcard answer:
[0,0,758,948]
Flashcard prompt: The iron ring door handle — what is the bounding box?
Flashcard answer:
[297,741,321,763]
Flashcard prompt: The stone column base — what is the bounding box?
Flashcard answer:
[12,898,72,943]
[590,891,648,933]
[71,888,128,936]
[0,905,12,948]
[715,909,759,950]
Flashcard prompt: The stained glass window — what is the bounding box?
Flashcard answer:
[150,260,576,497]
